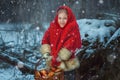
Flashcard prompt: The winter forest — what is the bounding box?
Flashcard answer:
[0,0,120,80]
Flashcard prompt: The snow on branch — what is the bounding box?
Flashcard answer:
[104,28,120,48]
[0,52,34,74]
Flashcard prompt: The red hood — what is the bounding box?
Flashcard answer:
[54,6,76,28]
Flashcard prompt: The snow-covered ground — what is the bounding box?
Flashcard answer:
[0,19,117,80]
[0,66,34,80]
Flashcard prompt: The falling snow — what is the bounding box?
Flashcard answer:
[99,0,104,4]
[0,0,120,80]
[51,44,53,47]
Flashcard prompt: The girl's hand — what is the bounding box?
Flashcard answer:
[42,52,52,61]
[42,52,50,59]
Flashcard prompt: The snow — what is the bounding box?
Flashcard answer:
[107,53,117,63]
[51,44,54,47]
[56,33,58,35]
[0,24,43,47]
[104,28,120,47]
[17,61,24,68]
[77,19,116,43]
[0,19,117,79]
[99,0,104,4]
[75,1,79,4]
[0,67,34,80]
[0,23,32,30]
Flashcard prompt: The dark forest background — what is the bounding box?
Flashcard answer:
[0,0,120,24]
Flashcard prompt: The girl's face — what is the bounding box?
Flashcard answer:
[58,12,68,28]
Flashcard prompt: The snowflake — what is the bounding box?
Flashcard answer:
[36,27,40,30]
[82,10,85,14]
[57,29,59,31]
[71,50,74,53]
[61,40,63,43]
[17,61,24,68]
[75,1,79,4]
[1,10,5,14]
[63,3,66,6]
[10,1,14,4]
[33,2,36,6]
[107,54,117,63]
[51,10,55,13]
[72,33,75,35]
[68,34,70,36]
[26,39,30,42]
[51,44,53,47]
[27,8,30,12]
[99,0,104,4]
[6,19,11,24]
[54,76,58,79]
[56,33,58,35]
[20,36,24,39]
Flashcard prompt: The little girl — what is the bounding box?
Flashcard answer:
[40,5,82,79]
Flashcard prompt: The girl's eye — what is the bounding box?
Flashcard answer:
[58,17,61,19]
[64,17,67,19]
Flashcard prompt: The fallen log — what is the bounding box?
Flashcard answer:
[0,52,34,74]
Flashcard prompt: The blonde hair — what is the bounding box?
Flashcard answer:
[57,9,68,15]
